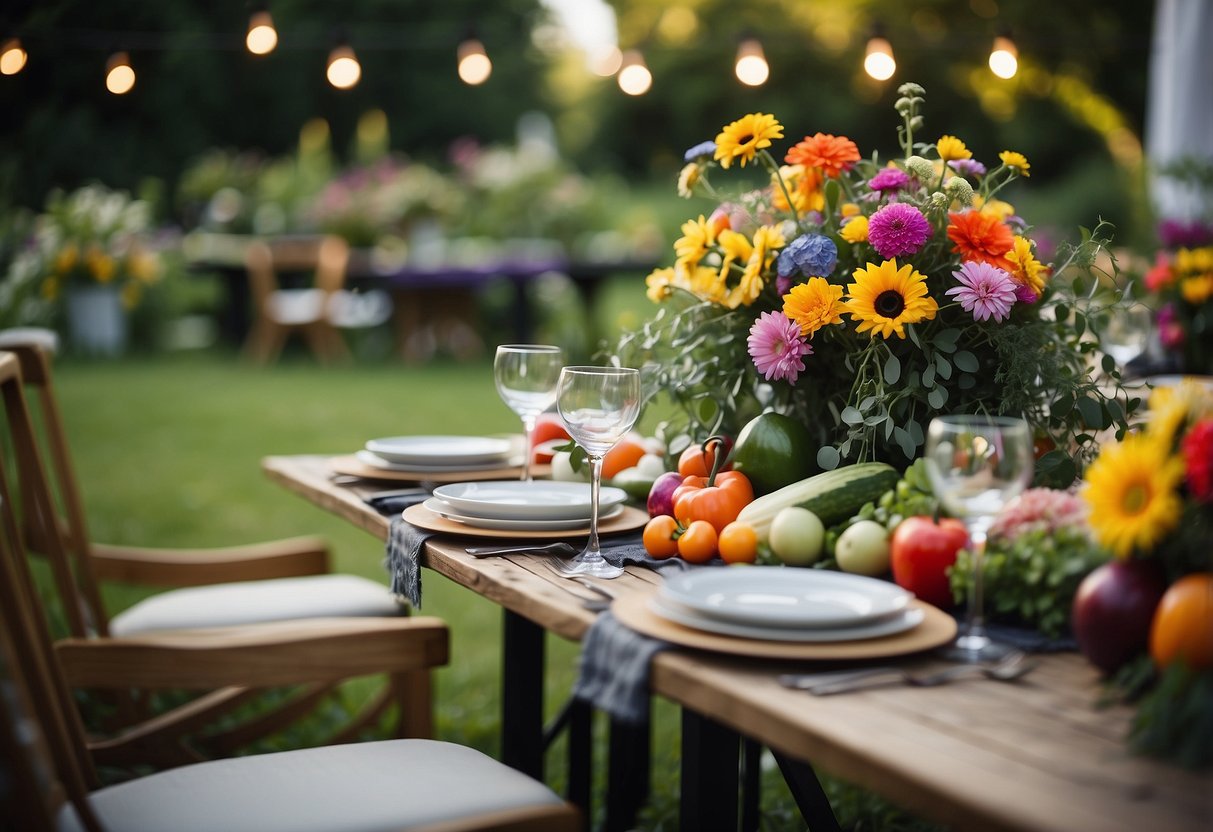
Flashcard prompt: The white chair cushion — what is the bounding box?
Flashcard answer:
[328,289,393,329]
[0,326,60,354]
[267,288,326,325]
[59,739,565,832]
[109,574,403,636]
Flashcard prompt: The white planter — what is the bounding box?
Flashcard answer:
[66,284,128,356]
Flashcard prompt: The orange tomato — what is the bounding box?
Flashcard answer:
[643,515,680,559]
[1149,573,1213,670]
[677,520,718,564]
[672,470,754,532]
[718,521,758,564]
[677,437,732,478]
[602,435,648,479]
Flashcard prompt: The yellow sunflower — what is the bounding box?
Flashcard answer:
[844,259,939,339]
[1082,434,1185,559]
[999,150,1031,177]
[1147,380,1213,448]
[840,215,869,244]
[936,135,972,162]
[783,277,845,337]
[714,113,784,170]
[673,215,716,269]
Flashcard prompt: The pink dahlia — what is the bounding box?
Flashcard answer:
[946,261,1018,322]
[867,203,931,259]
[868,168,910,193]
[747,311,812,383]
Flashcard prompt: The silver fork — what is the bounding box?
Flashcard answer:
[464,542,578,558]
[779,650,1036,695]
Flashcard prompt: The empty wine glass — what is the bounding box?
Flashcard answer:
[553,366,642,579]
[1100,304,1153,372]
[494,344,564,482]
[923,414,1034,663]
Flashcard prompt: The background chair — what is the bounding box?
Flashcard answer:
[243,235,393,364]
[0,341,427,768]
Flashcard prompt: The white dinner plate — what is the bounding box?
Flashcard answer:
[648,595,925,643]
[660,567,913,629]
[356,450,525,473]
[364,435,516,466]
[422,497,623,531]
[431,481,628,521]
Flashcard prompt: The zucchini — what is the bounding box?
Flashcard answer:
[736,462,900,539]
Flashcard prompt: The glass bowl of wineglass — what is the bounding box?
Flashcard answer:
[494,344,564,482]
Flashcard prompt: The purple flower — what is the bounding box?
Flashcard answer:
[1013,283,1039,304]
[868,168,910,192]
[1158,218,1213,249]
[1158,303,1186,349]
[947,159,987,177]
[946,261,1018,322]
[747,311,813,383]
[867,203,932,259]
[684,141,717,163]
[777,234,838,279]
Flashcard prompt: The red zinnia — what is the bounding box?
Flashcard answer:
[947,211,1015,271]
[1182,419,1213,502]
[785,133,860,178]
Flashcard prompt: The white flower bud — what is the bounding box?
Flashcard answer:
[905,156,936,182]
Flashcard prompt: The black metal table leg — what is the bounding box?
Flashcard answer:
[501,609,545,779]
[740,739,762,832]
[604,716,651,832]
[772,752,841,832]
[567,698,593,827]
[680,709,740,832]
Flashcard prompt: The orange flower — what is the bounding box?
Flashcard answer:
[784,133,860,178]
[946,211,1014,271]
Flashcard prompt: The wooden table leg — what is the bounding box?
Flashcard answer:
[680,708,739,832]
[501,609,545,779]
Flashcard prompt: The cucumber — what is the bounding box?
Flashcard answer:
[736,462,900,540]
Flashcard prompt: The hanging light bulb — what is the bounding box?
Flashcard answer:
[734,37,769,87]
[245,8,278,56]
[326,41,361,89]
[863,33,896,81]
[0,38,27,76]
[457,37,492,85]
[105,52,136,95]
[989,34,1018,79]
[617,49,651,96]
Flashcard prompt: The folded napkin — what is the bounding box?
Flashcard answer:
[572,611,671,724]
[977,620,1078,654]
[367,491,432,609]
[594,531,690,572]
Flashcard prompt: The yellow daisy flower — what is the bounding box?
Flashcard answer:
[840,202,861,218]
[999,150,1031,177]
[689,265,728,305]
[936,135,972,162]
[714,113,784,170]
[725,225,784,309]
[1181,274,1213,305]
[677,163,701,198]
[1082,433,1185,559]
[1175,246,1213,275]
[783,277,845,338]
[1005,236,1047,297]
[85,246,116,283]
[674,215,716,268]
[771,165,824,214]
[1147,379,1213,448]
[54,243,79,275]
[840,215,869,244]
[973,195,1016,220]
[645,267,677,302]
[844,259,939,339]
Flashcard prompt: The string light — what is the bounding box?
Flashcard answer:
[105,51,136,94]
[734,37,769,87]
[456,37,492,85]
[863,32,896,81]
[245,8,278,56]
[617,49,651,96]
[589,44,622,77]
[1,38,27,75]
[989,34,1018,79]
[326,41,361,89]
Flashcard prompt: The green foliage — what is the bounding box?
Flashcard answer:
[1127,663,1213,770]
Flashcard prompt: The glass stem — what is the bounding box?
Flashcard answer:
[520,416,536,482]
[964,526,989,641]
[584,454,604,561]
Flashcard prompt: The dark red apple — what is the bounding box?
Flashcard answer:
[1071,559,1167,674]
[647,471,685,518]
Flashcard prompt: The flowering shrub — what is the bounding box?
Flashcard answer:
[613,83,1137,485]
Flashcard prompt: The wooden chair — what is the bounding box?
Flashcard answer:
[243,235,392,364]
[0,340,428,768]
[0,392,579,832]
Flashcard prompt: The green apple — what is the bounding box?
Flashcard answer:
[768,507,825,566]
[835,520,891,576]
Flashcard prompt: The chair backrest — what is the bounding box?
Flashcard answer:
[244,235,351,309]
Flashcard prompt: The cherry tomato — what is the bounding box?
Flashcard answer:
[677,520,718,564]
[642,515,680,559]
[718,521,758,564]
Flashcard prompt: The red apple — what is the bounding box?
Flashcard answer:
[529,412,571,464]
[647,471,685,518]
[1071,559,1167,675]
[890,516,969,608]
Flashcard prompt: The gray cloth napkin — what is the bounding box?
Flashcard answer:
[367,491,432,609]
[572,611,671,724]
[594,531,690,571]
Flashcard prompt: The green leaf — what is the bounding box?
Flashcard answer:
[883,354,901,384]
[953,350,979,372]
[1052,392,1074,418]
[841,406,864,425]
[928,386,947,409]
[957,373,976,390]
[817,446,841,470]
[1034,450,1077,488]
[1077,396,1108,429]
[892,426,915,459]
[921,363,936,388]
[907,324,922,348]
[1101,354,1116,375]
[696,396,720,425]
[1054,303,1070,323]
[933,328,960,353]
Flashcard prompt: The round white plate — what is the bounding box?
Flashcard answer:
[422,497,623,531]
[431,481,628,521]
[356,450,525,473]
[364,435,516,465]
[660,567,913,629]
[648,596,925,643]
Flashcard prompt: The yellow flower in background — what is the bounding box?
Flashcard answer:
[726,225,785,309]
[973,195,1016,220]
[127,249,160,283]
[771,164,824,214]
[783,277,845,338]
[845,259,938,339]
[41,276,59,300]
[1082,433,1185,559]
[840,203,861,218]
[1174,246,1213,276]
[84,245,116,283]
[674,215,716,269]
[714,113,784,170]
[936,135,972,162]
[1182,274,1213,304]
[54,243,79,275]
[1147,380,1213,448]
[840,215,869,244]
[1006,236,1047,297]
[677,163,701,198]
[645,267,678,302]
[999,150,1031,176]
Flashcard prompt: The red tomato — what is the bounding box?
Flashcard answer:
[530,412,571,464]
[890,516,969,608]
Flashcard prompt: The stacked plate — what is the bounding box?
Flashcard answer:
[651,567,922,642]
[423,481,629,531]
[358,435,523,473]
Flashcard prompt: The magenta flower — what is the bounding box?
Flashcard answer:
[946,261,1018,322]
[747,311,813,383]
[867,203,932,258]
[868,168,910,193]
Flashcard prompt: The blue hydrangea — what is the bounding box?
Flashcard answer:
[777,234,838,279]
[683,141,717,163]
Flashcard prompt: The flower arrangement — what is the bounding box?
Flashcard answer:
[1143,220,1213,375]
[613,84,1137,485]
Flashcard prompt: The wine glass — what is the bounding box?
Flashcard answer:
[553,366,642,579]
[1100,304,1153,373]
[494,344,564,482]
[923,415,1034,663]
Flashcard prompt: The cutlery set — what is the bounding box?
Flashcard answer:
[777,650,1037,695]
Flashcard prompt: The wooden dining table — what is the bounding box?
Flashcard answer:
[262,454,1213,832]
